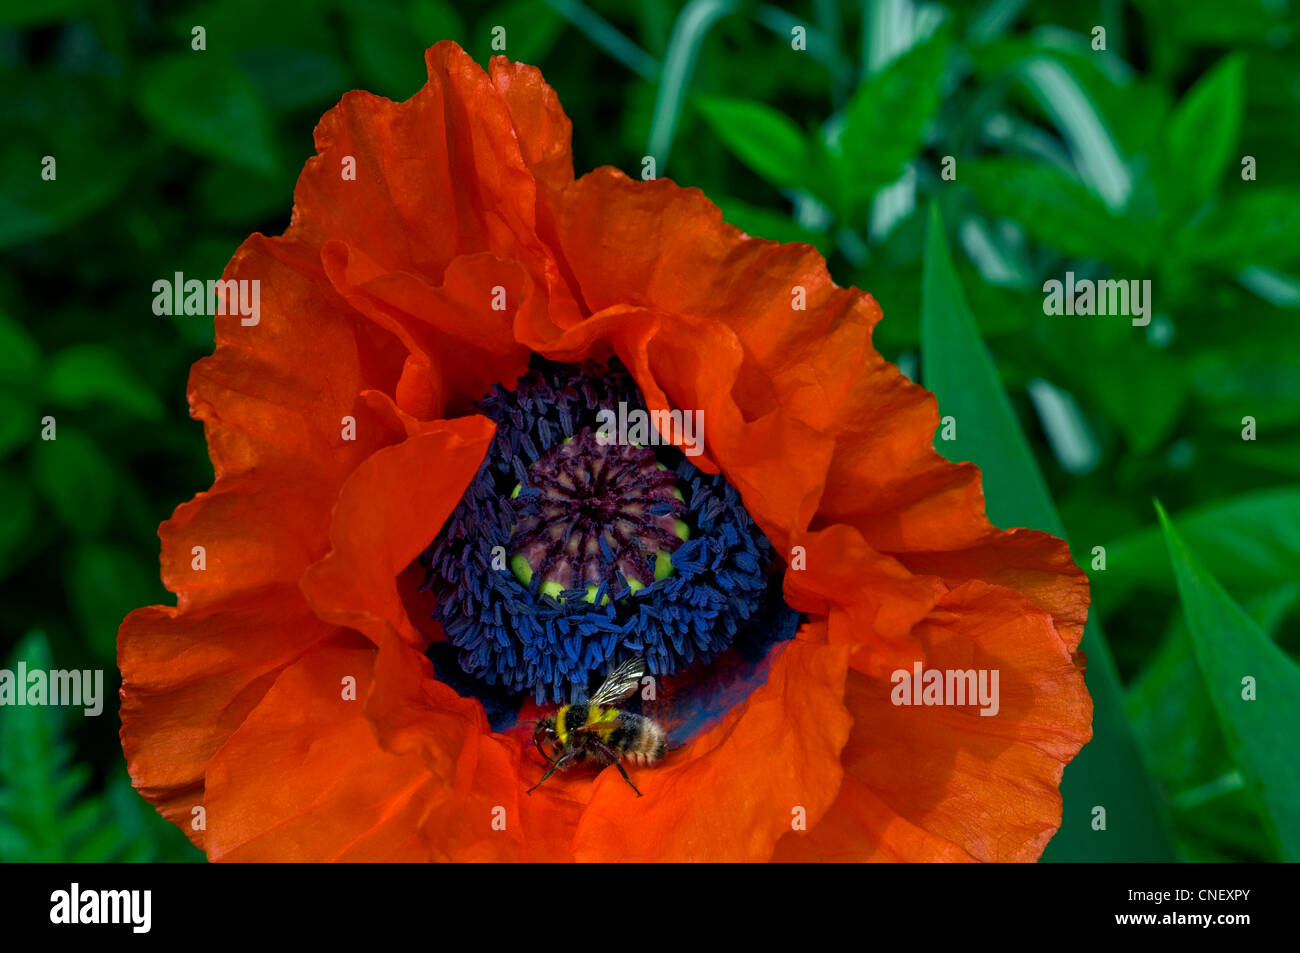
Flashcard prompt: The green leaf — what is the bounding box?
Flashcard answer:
[1014,55,1131,212]
[343,0,430,101]
[1156,499,1300,860]
[30,428,115,535]
[963,159,1141,264]
[411,0,468,46]
[1029,318,1185,454]
[836,25,949,206]
[1177,188,1300,272]
[0,76,133,248]
[235,46,347,113]
[920,203,1174,861]
[1127,585,1295,860]
[0,632,200,861]
[695,95,807,190]
[921,204,1055,529]
[1103,488,1300,604]
[0,311,42,387]
[475,0,566,68]
[68,542,164,658]
[0,632,108,861]
[1164,53,1245,210]
[135,55,278,176]
[0,471,38,579]
[47,345,164,421]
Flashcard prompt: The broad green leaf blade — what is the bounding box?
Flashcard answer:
[343,2,433,99]
[921,205,1055,529]
[235,46,347,113]
[695,95,807,190]
[30,427,115,535]
[836,24,949,208]
[47,345,164,421]
[962,159,1141,265]
[1164,53,1245,210]
[1102,488,1300,606]
[1156,500,1300,860]
[1177,188,1300,272]
[1127,586,1295,860]
[135,55,278,176]
[68,542,164,658]
[920,203,1174,860]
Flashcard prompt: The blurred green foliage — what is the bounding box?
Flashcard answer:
[1,0,1297,861]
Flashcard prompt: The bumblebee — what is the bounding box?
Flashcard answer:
[527,657,666,797]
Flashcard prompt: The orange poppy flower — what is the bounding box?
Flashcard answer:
[118,41,1091,862]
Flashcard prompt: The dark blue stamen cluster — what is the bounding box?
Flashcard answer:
[419,359,776,703]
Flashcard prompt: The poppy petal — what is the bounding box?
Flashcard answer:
[571,635,852,862]
[784,523,942,677]
[779,581,1091,862]
[299,415,496,652]
[118,589,333,849]
[203,641,437,862]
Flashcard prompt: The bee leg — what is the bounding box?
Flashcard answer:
[526,753,572,795]
[588,740,643,797]
[612,761,642,798]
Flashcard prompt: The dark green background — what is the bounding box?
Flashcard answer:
[2,0,1297,862]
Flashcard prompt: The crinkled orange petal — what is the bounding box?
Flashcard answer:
[571,634,852,862]
[321,242,535,417]
[776,581,1091,862]
[293,45,537,279]
[191,234,397,486]
[784,523,942,677]
[118,590,334,849]
[550,168,878,434]
[363,628,580,861]
[299,416,495,652]
[812,352,989,552]
[120,228,395,846]
[489,57,574,210]
[897,528,1090,652]
[772,775,977,862]
[203,641,436,862]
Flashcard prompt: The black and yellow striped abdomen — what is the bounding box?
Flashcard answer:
[553,704,666,765]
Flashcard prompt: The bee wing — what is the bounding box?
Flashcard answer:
[587,657,646,707]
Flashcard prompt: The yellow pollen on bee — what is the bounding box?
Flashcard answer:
[555,705,570,745]
[585,705,619,738]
